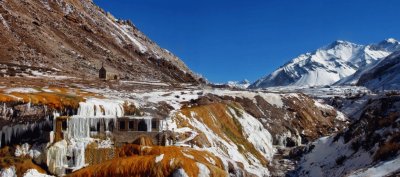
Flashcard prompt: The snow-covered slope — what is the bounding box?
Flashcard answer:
[357,51,400,90]
[294,94,400,177]
[250,39,400,88]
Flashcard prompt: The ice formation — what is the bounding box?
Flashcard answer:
[0,166,16,177]
[46,98,126,175]
[47,140,68,175]
[0,121,52,147]
[14,143,41,158]
[74,98,124,118]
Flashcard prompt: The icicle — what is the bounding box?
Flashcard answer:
[9,108,13,117]
[53,111,60,118]
[44,105,48,117]
[1,103,13,120]
[72,142,86,170]
[26,100,31,111]
[2,126,12,145]
[146,119,152,132]
[2,103,6,117]
[49,131,54,144]
[67,118,90,139]
[0,130,2,147]
[104,118,109,131]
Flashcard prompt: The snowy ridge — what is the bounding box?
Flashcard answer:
[250,38,400,88]
[357,51,400,90]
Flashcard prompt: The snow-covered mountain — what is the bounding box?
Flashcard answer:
[250,39,400,88]
[214,79,251,89]
[357,51,400,90]
[226,79,251,89]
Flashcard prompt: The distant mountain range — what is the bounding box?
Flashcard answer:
[250,38,400,89]
[214,79,250,89]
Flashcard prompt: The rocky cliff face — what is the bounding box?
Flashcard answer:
[0,0,202,83]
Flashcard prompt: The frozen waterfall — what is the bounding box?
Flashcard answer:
[74,98,124,118]
[47,98,125,175]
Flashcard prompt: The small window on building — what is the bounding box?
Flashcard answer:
[129,121,135,131]
[119,121,126,130]
[61,121,67,131]
[152,120,157,130]
[138,120,148,132]
[90,122,101,132]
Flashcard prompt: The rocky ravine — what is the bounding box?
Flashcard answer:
[293,93,400,177]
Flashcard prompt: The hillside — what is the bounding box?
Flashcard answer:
[0,0,202,83]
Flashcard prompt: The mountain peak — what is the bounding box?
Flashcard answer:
[324,40,359,50]
[385,38,398,44]
[375,38,400,51]
[334,40,348,44]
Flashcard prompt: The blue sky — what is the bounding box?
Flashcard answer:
[94,0,400,83]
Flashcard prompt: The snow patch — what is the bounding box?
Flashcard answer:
[23,169,54,177]
[5,88,40,94]
[196,163,210,177]
[14,143,41,159]
[0,14,10,31]
[105,16,147,53]
[228,108,274,160]
[155,154,164,163]
[348,155,400,177]
[0,166,16,177]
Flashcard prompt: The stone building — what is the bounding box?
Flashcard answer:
[54,116,165,145]
[99,63,119,80]
[99,63,106,79]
